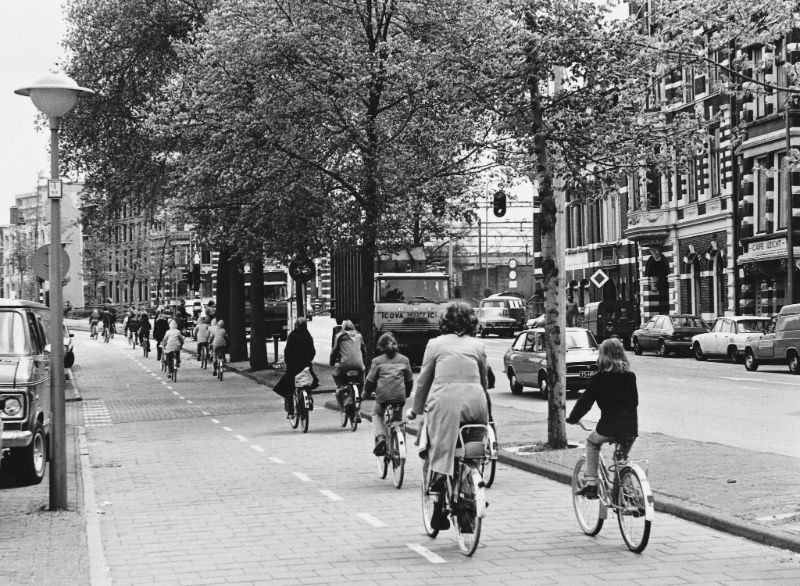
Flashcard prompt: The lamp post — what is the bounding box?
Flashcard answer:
[15,73,93,510]
[785,90,800,306]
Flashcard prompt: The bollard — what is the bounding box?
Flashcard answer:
[273,336,280,364]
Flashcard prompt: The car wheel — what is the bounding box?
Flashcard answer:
[727,347,740,364]
[656,340,669,357]
[693,343,706,361]
[11,423,47,485]
[633,338,642,356]
[64,351,75,368]
[508,370,523,395]
[788,351,800,374]
[538,375,548,400]
[744,350,759,371]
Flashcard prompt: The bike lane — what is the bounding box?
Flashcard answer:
[65,330,800,585]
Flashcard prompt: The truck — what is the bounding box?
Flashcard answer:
[331,247,451,365]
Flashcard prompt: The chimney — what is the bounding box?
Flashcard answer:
[10,207,18,225]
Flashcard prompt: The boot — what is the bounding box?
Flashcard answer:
[284,395,294,418]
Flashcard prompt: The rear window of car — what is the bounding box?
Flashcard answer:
[737,319,771,333]
[481,301,506,308]
[0,311,29,354]
[672,316,706,328]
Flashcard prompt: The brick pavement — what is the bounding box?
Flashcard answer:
[4,324,795,585]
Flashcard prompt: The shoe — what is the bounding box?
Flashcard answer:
[373,436,387,456]
[429,473,446,493]
[576,484,598,499]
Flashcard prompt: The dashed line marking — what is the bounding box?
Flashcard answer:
[293,472,311,482]
[235,434,248,442]
[186,400,193,404]
[722,376,798,386]
[211,419,220,424]
[320,490,342,501]
[178,396,185,400]
[357,512,385,527]
[172,391,180,396]
[269,457,284,464]
[251,445,264,453]
[201,411,210,416]
[407,543,445,564]
[222,426,233,432]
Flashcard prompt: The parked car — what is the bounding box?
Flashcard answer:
[0,299,51,484]
[503,327,599,398]
[477,294,526,337]
[583,300,639,350]
[743,303,800,373]
[691,316,772,363]
[64,323,75,368]
[631,314,709,357]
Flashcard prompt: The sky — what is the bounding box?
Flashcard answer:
[0,1,68,222]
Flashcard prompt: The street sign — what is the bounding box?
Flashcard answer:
[509,280,518,289]
[589,268,609,288]
[48,179,62,199]
[289,258,316,283]
[32,245,70,281]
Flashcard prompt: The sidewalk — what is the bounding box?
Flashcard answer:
[208,340,800,555]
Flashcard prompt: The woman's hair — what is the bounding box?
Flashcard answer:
[216,320,225,328]
[341,319,355,331]
[376,332,398,358]
[169,319,178,329]
[597,337,630,373]
[294,317,308,330]
[439,302,478,336]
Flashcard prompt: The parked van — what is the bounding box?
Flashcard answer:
[583,300,640,349]
[744,303,800,373]
[477,294,526,338]
[0,299,51,484]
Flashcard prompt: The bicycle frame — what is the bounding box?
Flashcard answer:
[595,448,654,522]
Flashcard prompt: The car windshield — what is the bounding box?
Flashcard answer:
[481,307,506,316]
[565,330,598,350]
[377,278,449,303]
[0,311,28,354]
[264,283,287,301]
[737,319,771,333]
[481,301,505,308]
[672,316,706,328]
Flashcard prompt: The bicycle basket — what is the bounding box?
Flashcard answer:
[463,441,487,460]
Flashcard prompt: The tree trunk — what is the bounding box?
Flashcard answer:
[228,254,247,362]
[358,241,377,360]
[216,249,230,328]
[530,73,568,449]
[249,257,268,370]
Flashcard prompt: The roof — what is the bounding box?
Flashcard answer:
[779,303,800,315]
[375,272,448,278]
[523,327,591,334]
[0,298,48,310]
[716,315,772,321]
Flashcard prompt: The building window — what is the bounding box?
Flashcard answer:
[756,156,769,233]
[629,174,640,212]
[687,159,698,203]
[709,127,721,196]
[778,153,787,229]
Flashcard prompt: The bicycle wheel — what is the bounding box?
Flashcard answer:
[391,429,405,489]
[420,460,439,538]
[483,423,498,488]
[377,455,389,479]
[300,391,309,433]
[217,361,224,381]
[350,405,359,432]
[572,457,604,536]
[454,464,483,556]
[617,468,651,553]
[200,348,207,369]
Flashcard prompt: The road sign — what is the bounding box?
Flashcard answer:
[32,245,70,281]
[48,179,62,199]
[289,258,316,283]
[589,268,609,288]
[509,280,518,289]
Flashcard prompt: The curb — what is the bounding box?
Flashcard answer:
[322,400,800,555]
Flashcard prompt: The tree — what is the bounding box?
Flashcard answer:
[80,235,108,305]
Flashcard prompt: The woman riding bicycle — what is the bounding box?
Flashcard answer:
[274,317,317,417]
[138,311,152,351]
[365,332,413,456]
[161,319,185,370]
[407,302,489,530]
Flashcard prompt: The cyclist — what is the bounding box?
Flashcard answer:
[330,320,367,410]
[566,337,638,500]
[88,308,101,339]
[101,306,115,339]
[365,332,413,456]
[193,317,211,364]
[209,319,230,376]
[406,302,489,531]
[153,309,169,361]
[138,311,152,353]
[161,319,185,372]
[274,317,317,418]
[125,309,140,346]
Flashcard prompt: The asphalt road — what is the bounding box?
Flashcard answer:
[307,316,800,459]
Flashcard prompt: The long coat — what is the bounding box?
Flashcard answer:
[412,334,489,477]
[273,328,316,398]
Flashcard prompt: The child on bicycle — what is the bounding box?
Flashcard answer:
[566,337,638,499]
[209,319,230,376]
[138,311,152,352]
[365,332,413,456]
[193,317,211,363]
[161,319,185,369]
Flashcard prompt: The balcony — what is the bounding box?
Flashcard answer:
[624,208,671,246]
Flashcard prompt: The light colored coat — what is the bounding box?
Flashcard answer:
[412,334,489,477]
[162,322,184,354]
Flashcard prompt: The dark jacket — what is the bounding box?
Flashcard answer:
[274,327,316,398]
[153,317,169,342]
[566,371,638,438]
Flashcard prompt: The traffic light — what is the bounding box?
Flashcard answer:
[493,190,507,217]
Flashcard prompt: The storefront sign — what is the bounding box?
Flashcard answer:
[739,238,787,262]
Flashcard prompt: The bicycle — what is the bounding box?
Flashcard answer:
[338,370,362,431]
[89,321,99,340]
[420,423,491,556]
[213,351,225,381]
[141,335,150,358]
[375,402,406,488]
[198,344,209,370]
[103,323,111,343]
[572,421,654,553]
[481,420,498,488]
[165,351,178,382]
[288,384,312,433]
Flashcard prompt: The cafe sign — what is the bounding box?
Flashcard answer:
[739,238,786,262]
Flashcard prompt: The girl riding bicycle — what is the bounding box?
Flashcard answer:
[566,337,638,500]
[161,320,185,371]
[407,302,489,531]
[365,332,413,456]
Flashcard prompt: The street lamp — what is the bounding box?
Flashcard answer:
[15,72,93,510]
[785,89,800,306]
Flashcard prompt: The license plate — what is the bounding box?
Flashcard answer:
[579,371,594,378]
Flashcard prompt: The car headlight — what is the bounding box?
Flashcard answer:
[3,397,23,417]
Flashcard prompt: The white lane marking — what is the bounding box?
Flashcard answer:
[269,457,284,464]
[235,434,248,442]
[178,396,185,400]
[172,391,179,396]
[222,426,233,432]
[161,381,168,385]
[211,419,220,424]
[186,400,193,404]
[201,411,210,416]
[407,543,446,564]
[721,376,798,386]
[150,373,158,377]
[320,490,342,501]
[666,378,685,382]
[756,511,800,522]
[293,472,311,482]
[251,445,264,453]
[358,512,385,527]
